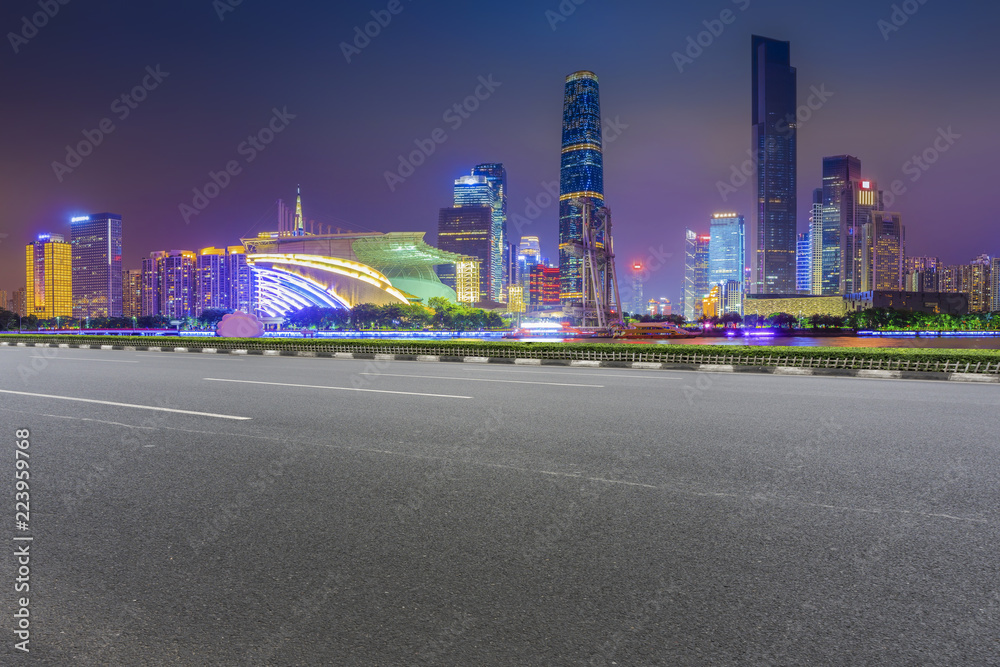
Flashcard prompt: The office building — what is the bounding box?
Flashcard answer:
[437,206,493,301]
[860,212,905,291]
[122,269,142,319]
[70,213,123,318]
[721,280,743,316]
[196,248,228,316]
[844,178,883,294]
[818,156,861,295]
[529,264,560,309]
[559,70,604,304]
[472,163,508,300]
[630,262,644,315]
[809,188,825,295]
[968,255,992,313]
[684,229,710,321]
[709,213,745,290]
[25,233,72,319]
[796,232,811,293]
[750,36,797,294]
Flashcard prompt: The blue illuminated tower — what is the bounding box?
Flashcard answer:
[559,71,604,305]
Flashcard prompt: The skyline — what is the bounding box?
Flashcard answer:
[1,0,998,302]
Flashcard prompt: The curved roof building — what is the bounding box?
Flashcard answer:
[242,230,466,317]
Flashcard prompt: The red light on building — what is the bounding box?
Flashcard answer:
[632,261,642,271]
[861,180,871,190]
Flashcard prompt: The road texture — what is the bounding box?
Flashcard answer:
[1,345,999,665]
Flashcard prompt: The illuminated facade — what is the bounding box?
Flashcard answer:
[744,295,847,319]
[968,255,992,313]
[70,213,123,318]
[992,258,1000,312]
[796,232,811,293]
[122,269,142,318]
[160,251,197,320]
[817,156,860,295]
[709,213,745,291]
[455,259,481,304]
[721,280,743,316]
[683,230,710,321]
[702,284,721,319]
[25,234,72,319]
[195,248,228,316]
[751,36,797,295]
[471,164,508,301]
[226,246,256,313]
[437,206,492,300]
[630,262,644,315]
[860,212,904,291]
[559,70,604,303]
[508,285,526,314]
[529,265,560,309]
[844,179,882,294]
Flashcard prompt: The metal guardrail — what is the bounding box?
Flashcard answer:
[3,337,999,374]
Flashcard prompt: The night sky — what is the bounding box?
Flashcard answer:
[1,0,997,303]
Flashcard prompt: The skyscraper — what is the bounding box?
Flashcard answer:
[472,163,508,300]
[630,262,644,315]
[196,248,228,316]
[141,252,165,317]
[559,70,604,304]
[809,188,824,294]
[796,232,812,293]
[819,156,861,295]
[70,213,123,318]
[861,212,904,291]
[991,257,1000,312]
[122,269,142,319]
[968,254,992,314]
[750,36,796,294]
[160,251,196,319]
[226,246,256,314]
[437,206,493,300]
[453,170,505,301]
[684,229,710,321]
[708,213,746,290]
[25,233,72,319]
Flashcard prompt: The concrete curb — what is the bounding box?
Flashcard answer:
[2,340,998,383]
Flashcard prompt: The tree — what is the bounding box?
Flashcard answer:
[198,308,232,329]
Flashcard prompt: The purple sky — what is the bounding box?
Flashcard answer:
[1,0,997,304]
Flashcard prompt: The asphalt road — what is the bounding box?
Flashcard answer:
[1,345,999,666]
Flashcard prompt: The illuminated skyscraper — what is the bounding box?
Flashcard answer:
[796,232,811,293]
[991,257,1000,312]
[143,250,196,319]
[141,252,165,317]
[709,213,745,290]
[684,229,710,321]
[559,70,604,304]
[750,36,796,294]
[196,248,228,316]
[25,233,72,319]
[70,213,123,318]
[630,262,644,315]
[817,156,860,295]
[122,269,142,319]
[529,264,560,309]
[472,163,508,300]
[968,255,992,314]
[226,246,256,314]
[437,206,492,301]
[860,212,904,291]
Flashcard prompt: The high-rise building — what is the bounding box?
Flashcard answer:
[796,232,812,293]
[647,299,660,317]
[559,70,604,304]
[70,213,123,318]
[818,156,861,295]
[472,163,508,300]
[226,246,256,314]
[529,264,560,309]
[0,290,7,311]
[12,287,27,318]
[939,265,967,294]
[437,206,493,301]
[141,252,165,317]
[721,280,743,316]
[195,248,228,316]
[630,262,645,315]
[684,229,710,321]
[455,259,481,304]
[122,269,142,319]
[991,257,1000,312]
[843,178,882,294]
[809,188,825,295]
[750,36,797,294]
[709,213,746,290]
[25,233,72,320]
[519,236,541,262]
[659,297,672,316]
[905,257,940,293]
[861,212,905,291]
[160,251,196,319]
[968,255,992,314]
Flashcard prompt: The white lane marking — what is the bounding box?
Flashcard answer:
[204,377,472,399]
[0,389,251,420]
[28,355,138,363]
[357,372,603,388]
[135,353,235,359]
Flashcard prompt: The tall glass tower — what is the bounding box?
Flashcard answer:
[472,163,507,301]
[71,212,123,318]
[708,213,746,290]
[750,36,796,294]
[820,155,861,295]
[559,70,604,304]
